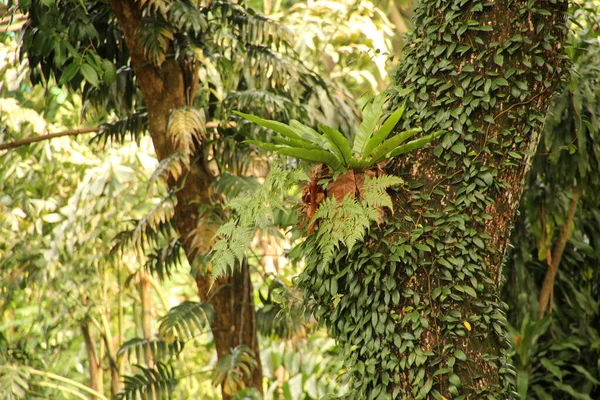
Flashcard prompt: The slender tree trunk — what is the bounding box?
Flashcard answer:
[107,1,263,396]
[299,1,569,398]
[140,273,154,367]
[81,321,103,399]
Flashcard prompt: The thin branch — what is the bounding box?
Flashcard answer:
[538,188,580,318]
[0,121,236,152]
[0,127,99,151]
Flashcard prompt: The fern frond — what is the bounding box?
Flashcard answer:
[168,107,206,163]
[210,225,254,279]
[186,211,222,258]
[209,165,307,280]
[0,364,31,400]
[213,173,261,200]
[361,175,404,210]
[211,345,258,396]
[145,239,184,280]
[137,17,175,66]
[148,152,188,191]
[208,2,292,50]
[115,362,177,400]
[117,337,185,363]
[92,112,149,147]
[311,175,401,266]
[158,301,213,341]
[111,193,177,255]
[169,0,207,34]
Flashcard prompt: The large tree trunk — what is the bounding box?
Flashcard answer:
[299,1,569,398]
[107,2,262,397]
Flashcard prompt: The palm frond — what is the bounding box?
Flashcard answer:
[111,193,177,256]
[92,112,149,147]
[207,2,292,50]
[148,152,188,190]
[211,345,258,396]
[145,239,185,280]
[169,0,207,34]
[158,301,213,342]
[115,362,177,400]
[168,107,206,163]
[117,337,185,363]
[137,17,174,66]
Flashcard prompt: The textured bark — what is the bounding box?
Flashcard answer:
[107,1,263,397]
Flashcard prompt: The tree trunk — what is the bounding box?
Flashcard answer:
[107,1,263,397]
[81,321,103,399]
[299,1,569,398]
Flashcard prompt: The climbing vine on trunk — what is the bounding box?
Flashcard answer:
[297,0,569,399]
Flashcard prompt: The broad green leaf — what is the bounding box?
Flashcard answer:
[234,111,302,140]
[244,140,282,152]
[388,130,445,158]
[289,120,329,148]
[368,128,421,163]
[271,136,321,151]
[80,63,99,87]
[363,104,405,158]
[353,93,386,156]
[58,61,79,85]
[278,147,342,169]
[517,370,529,400]
[320,124,353,166]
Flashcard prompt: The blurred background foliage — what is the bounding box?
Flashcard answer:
[1,0,600,399]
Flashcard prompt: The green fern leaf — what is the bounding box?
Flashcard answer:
[158,301,213,342]
[115,362,177,400]
[353,93,386,156]
[388,130,446,158]
[363,104,406,158]
[369,128,422,163]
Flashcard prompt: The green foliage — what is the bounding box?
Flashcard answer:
[118,338,185,363]
[115,362,177,400]
[158,301,213,342]
[236,93,443,170]
[502,7,600,399]
[211,345,259,397]
[312,175,403,266]
[210,165,307,279]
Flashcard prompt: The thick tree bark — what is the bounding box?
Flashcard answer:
[299,1,569,398]
[107,1,263,397]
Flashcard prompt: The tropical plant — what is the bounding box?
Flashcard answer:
[237,93,443,170]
